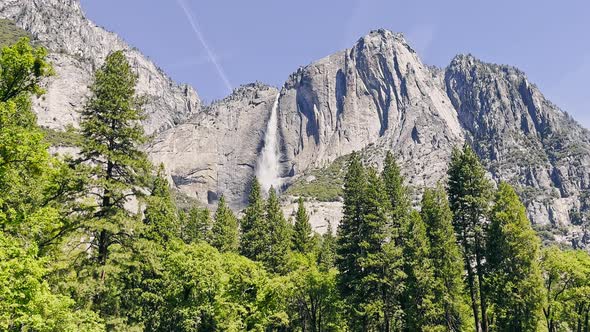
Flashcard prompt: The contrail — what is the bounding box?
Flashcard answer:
[175,0,233,93]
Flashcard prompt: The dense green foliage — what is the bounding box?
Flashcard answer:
[448,144,494,332]
[487,183,544,331]
[1,38,590,331]
[421,185,470,331]
[292,197,314,254]
[211,195,239,253]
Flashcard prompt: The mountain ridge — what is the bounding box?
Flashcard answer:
[2,0,589,247]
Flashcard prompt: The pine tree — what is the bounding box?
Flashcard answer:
[240,178,269,261]
[264,187,291,273]
[487,183,544,331]
[447,144,493,332]
[381,152,410,330]
[292,197,313,254]
[336,152,367,306]
[211,195,239,253]
[318,220,336,271]
[382,151,411,222]
[336,155,395,330]
[421,185,468,331]
[142,164,179,245]
[401,210,440,331]
[181,207,212,244]
[362,167,396,330]
[79,50,151,266]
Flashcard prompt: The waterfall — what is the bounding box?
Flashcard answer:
[256,93,281,194]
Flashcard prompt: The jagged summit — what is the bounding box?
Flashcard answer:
[0,0,200,134]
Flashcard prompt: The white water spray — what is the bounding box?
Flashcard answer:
[256,93,282,194]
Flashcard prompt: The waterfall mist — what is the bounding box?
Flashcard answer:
[256,93,282,194]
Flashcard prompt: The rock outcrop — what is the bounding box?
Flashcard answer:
[147,83,278,206]
[445,55,590,241]
[0,0,200,134]
[278,29,464,191]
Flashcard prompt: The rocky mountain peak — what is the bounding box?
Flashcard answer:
[355,28,414,54]
[0,0,201,134]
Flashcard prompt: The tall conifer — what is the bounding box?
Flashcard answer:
[487,183,544,331]
[263,187,291,273]
[211,195,239,253]
[421,185,468,331]
[447,144,493,332]
[292,197,313,254]
[240,178,267,260]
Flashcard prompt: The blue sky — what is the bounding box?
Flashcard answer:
[80,0,590,128]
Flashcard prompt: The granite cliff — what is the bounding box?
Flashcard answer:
[4,1,589,246]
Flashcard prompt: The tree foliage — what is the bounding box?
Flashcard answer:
[2,38,590,332]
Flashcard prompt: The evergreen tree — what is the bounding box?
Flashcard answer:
[447,144,493,332]
[381,152,410,330]
[336,156,394,330]
[421,185,468,331]
[362,167,396,331]
[211,195,239,253]
[318,220,336,271]
[78,50,151,266]
[240,178,268,261]
[401,210,440,331]
[181,207,212,244]
[382,151,411,222]
[292,197,313,254]
[264,187,291,273]
[487,183,544,331]
[142,164,179,245]
[336,152,367,320]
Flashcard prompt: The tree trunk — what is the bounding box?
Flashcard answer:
[462,230,481,332]
[475,235,488,332]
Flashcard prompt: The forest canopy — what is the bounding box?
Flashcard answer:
[0,38,589,332]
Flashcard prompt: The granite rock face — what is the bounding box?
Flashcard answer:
[147,83,279,207]
[445,55,590,242]
[0,0,200,134]
[4,0,589,246]
[278,29,464,191]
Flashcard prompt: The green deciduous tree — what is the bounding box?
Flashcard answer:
[287,253,345,332]
[448,144,493,332]
[211,195,239,253]
[486,183,544,331]
[421,185,469,331]
[158,241,290,331]
[0,38,54,239]
[0,233,104,332]
[541,246,590,332]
